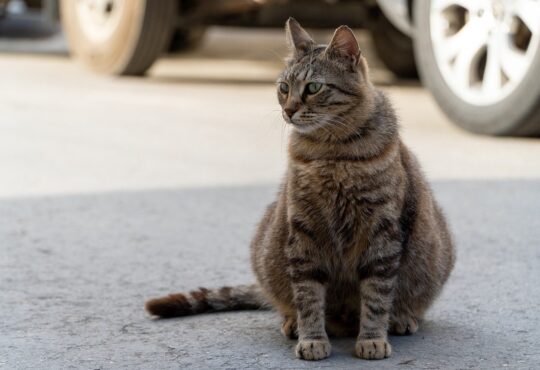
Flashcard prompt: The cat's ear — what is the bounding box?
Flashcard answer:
[285,17,315,58]
[325,25,362,67]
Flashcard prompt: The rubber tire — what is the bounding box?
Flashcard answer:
[60,0,177,76]
[168,27,206,53]
[370,11,418,79]
[413,0,540,136]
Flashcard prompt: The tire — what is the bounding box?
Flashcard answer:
[168,27,206,53]
[413,0,540,136]
[60,0,177,76]
[370,11,418,79]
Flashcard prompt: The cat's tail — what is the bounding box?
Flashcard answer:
[145,284,270,318]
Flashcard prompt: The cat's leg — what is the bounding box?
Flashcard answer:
[287,229,331,360]
[388,288,420,336]
[356,278,395,359]
[356,231,402,360]
[388,270,433,335]
[291,279,331,360]
[388,241,448,336]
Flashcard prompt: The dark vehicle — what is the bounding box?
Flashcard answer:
[3,0,540,136]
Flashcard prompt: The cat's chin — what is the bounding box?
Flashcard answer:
[289,121,321,134]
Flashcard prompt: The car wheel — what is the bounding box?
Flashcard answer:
[371,10,418,78]
[61,0,177,76]
[414,0,540,136]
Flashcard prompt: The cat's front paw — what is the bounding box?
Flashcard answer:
[295,339,331,361]
[355,339,391,360]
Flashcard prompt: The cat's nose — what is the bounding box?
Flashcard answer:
[284,107,298,118]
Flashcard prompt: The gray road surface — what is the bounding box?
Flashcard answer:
[1,24,539,370]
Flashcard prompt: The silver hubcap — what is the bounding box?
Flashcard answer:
[75,0,124,43]
[430,0,540,105]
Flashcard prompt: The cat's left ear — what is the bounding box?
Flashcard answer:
[325,26,362,67]
[285,17,315,58]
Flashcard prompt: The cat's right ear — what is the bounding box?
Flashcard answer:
[285,17,314,58]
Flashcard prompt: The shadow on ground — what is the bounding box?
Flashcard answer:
[1,180,539,369]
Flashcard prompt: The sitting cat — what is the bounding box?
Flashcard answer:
[146,18,455,361]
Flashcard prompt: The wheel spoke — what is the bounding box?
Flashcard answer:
[441,19,487,62]
[483,37,503,92]
[450,22,489,88]
[499,36,528,82]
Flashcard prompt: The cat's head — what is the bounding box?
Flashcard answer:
[278,18,374,137]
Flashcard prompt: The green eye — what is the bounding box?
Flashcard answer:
[306,82,322,94]
[279,82,289,94]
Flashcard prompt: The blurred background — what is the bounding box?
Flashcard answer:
[1,1,539,369]
[1,0,540,198]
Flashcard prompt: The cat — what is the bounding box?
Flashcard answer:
[146,18,455,361]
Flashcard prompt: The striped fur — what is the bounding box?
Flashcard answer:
[146,18,455,362]
[145,284,267,318]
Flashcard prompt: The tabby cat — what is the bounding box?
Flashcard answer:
[146,18,455,361]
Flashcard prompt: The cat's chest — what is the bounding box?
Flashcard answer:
[292,162,378,248]
[294,161,374,205]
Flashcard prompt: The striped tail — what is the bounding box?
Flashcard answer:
[145,284,269,318]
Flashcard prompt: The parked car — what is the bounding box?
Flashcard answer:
[2,0,540,136]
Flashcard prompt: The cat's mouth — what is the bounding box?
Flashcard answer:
[282,111,323,133]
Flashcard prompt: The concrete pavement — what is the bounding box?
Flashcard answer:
[1,26,539,369]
